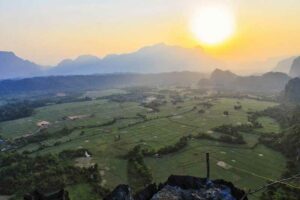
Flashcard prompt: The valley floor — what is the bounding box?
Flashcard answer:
[0,88,286,200]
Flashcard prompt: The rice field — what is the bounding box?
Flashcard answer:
[0,89,285,200]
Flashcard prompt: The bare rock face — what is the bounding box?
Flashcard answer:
[104,175,247,200]
[24,189,69,200]
[289,56,300,77]
[151,185,234,200]
[104,185,134,200]
[151,186,181,200]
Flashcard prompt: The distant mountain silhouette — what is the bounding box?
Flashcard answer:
[273,56,296,74]
[199,69,290,93]
[0,51,41,79]
[0,44,221,79]
[2,44,296,81]
[289,56,300,77]
[210,68,238,86]
[51,55,101,75]
[48,43,220,75]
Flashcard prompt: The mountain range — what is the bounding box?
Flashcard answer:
[199,69,291,93]
[0,44,220,80]
[0,51,41,80]
[1,43,300,80]
[49,43,221,75]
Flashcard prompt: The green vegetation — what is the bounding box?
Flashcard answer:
[145,141,286,191]
[0,149,106,199]
[67,184,99,200]
[0,94,92,122]
[0,88,290,199]
[258,106,300,199]
[126,145,153,191]
[0,102,34,122]
[213,124,249,144]
[257,117,281,133]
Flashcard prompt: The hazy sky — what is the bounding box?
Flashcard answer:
[1,0,300,71]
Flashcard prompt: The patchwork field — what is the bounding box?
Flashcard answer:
[257,116,281,133]
[145,141,285,191]
[0,89,285,200]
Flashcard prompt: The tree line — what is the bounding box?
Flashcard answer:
[0,149,109,198]
[0,95,92,122]
[256,105,300,200]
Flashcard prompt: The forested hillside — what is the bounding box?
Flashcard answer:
[0,72,205,95]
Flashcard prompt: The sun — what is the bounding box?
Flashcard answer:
[190,5,236,46]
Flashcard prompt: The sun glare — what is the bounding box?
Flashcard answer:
[190,5,236,46]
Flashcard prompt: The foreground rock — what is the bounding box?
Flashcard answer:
[24,189,70,200]
[104,175,247,200]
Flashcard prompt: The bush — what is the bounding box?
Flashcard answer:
[0,152,99,195]
[157,136,189,155]
[58,149,92,159]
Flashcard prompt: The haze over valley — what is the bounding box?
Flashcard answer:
[1,1,300,200]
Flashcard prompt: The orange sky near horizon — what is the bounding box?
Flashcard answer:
[1,0,300,73]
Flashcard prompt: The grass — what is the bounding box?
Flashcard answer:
[0,99,145,139]
[168,98,278,132]
[257,117,281,133]
[83,89,127,98]
[66,184,99,200]
[145,140,286,192]
[0,91,285,199]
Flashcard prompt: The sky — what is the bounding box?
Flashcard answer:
[1,0,300,72]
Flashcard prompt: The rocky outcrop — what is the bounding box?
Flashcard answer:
[24,189,69,200]
[104,185,134,200]
[289,56,300,77]
[284,77,300,103]
[104,175,247,200]
[273,56,296,74]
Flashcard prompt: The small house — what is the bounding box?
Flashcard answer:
[37,121,50,128]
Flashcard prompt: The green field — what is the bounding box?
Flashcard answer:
[257,116,281,133]
[83,89,128,98]
[67,184,99,200]
[0,89,285,199]
[145,142,285,191]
